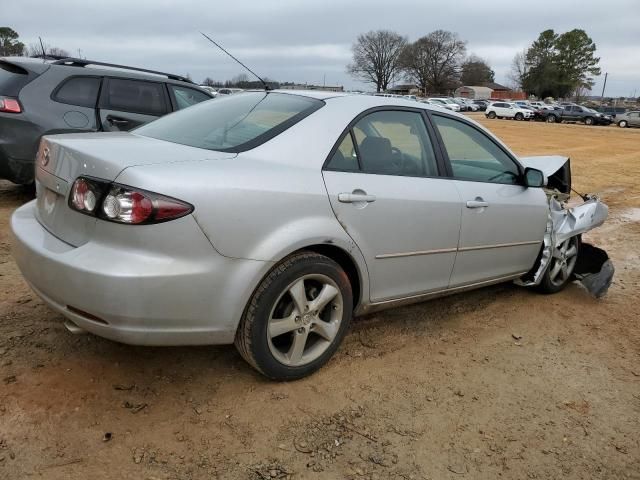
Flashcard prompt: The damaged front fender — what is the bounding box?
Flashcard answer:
[516,156,614,297]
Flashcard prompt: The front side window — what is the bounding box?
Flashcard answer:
[432,115,520,185]
[136,92,323,152]
[352,110,438,176]
[106,78,167,116]
[170,85,211,110]
[54,77,101,108]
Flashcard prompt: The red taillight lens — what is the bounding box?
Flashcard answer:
[69,177,193,225]
[0,96,22,113]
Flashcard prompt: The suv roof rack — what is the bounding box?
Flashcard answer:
[48,57,194,83]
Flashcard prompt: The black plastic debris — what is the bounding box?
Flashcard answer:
[573,243,615,298]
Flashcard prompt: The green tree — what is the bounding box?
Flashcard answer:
[554,29,600,96]
[400,30,466,95]
[0,27,25,56]
[522,29,600,98]
[460,55,494,85]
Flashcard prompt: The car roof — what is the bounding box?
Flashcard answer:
[2,56,199,88]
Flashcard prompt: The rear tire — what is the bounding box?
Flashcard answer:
[487,111,496,119]
[536,236,580,294]
[235,251,353,380]
[618,120,628,128]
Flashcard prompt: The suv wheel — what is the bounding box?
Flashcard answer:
[235,252,353,380]
[515,112,524,121]
[487,111,496,119]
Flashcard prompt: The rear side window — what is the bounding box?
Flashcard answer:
[169,85,211,110]
[106,78,167,116]
[135,92,323,153]
[53,77,101,108]
[0,61,31,97]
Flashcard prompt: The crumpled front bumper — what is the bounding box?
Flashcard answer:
[516,195,614,297]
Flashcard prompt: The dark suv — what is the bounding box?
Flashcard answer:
[0,56,213,184]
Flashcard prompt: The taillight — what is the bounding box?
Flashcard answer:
[68,176,193,225]
[0,96,22,113]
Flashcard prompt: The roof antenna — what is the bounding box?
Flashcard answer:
[38,37,46,62]
[200,32,271,91]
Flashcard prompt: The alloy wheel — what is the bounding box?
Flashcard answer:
[548,237,578,287]
[267,274,344,367]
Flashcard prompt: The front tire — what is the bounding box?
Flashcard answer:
[536,236,580,294]
[515,112,524,121]
[235,252,353,380]
[618,120,628,128]
[584,116,594,125]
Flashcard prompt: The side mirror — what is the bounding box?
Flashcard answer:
[524,167,546,188]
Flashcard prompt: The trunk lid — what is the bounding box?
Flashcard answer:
[35,132,236,246]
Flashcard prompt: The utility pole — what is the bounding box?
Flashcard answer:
[600,72,608,104]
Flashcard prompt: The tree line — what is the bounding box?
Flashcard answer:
[348,28,600,99]
[347,29,494,94]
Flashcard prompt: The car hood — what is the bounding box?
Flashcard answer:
[519,155,568,177]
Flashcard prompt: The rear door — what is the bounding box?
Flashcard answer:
[322,108,463,302]
[628,112,640,126]
[430,113,548,287]
[98,77,169,131]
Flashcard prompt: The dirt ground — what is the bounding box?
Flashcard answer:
[1,119,639,480]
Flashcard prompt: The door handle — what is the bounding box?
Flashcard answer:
[338,193,376,203]
[107,116,130,126]
[466,200,489,208]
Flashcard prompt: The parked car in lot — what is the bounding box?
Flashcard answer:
[542,105,612,125]
[427,98,460,111]
[615,110,640,128]
[472,100,489,111]
[217,88,244,95]
[0,56,213,184]
[485,102,533,120]
[199,85,218,96]
[11,91,611,380]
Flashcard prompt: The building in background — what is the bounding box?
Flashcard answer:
[454,86,493,99]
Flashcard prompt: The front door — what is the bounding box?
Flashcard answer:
[430,113,548,286]
[98,77,169,131]
[322,109,462,302]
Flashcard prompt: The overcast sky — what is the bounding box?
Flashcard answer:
[5,0,640,96]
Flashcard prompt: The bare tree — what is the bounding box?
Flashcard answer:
[400,30,466,95]
[460,54,494,85]
[507,50,528,90]
[26,42,69,58]
[347,30,407,92]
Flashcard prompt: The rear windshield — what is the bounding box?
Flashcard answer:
[0,61,34,97]
[135,92,323,152]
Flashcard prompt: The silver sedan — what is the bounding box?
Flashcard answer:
[11,91,611,380]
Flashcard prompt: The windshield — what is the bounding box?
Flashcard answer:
[135,92,324,152]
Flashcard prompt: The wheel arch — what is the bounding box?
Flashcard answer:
[299,243,364,310]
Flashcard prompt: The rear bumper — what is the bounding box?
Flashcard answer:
[11,201,271,345]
